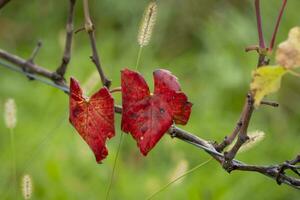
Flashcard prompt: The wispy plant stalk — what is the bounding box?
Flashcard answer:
[4,98,17,198]
[146,158,212,200]
[105,132,124,200]
[136,1,157,70]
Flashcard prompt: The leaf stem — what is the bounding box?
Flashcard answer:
[105,132,124,200]
[146,158,212,200]
[269,0,287,51]
[255,0,265,48]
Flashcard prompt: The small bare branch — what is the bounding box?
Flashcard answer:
[28,41,42,64]
[56,0,76,78]
[255,0,265,48]
[269,0,288,51]
[82,0,111,88]
[0,48,66,87]
[215,120,242,152]
[1,51,299,189]
[261,100,279,107]
[0,0,10,9]
[0,0,298,190]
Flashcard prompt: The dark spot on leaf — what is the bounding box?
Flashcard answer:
[141,126,148,133]
[73,106,82,117]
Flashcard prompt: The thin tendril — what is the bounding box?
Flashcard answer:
[288,70,300,77]
[9,128,17,198]
[146,158,212,200]
[21,112,67,173]
[105,132,124,200]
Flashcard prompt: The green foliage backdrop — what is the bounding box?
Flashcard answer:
[0,0,299,199]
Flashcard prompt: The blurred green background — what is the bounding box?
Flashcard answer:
[0,0,299,199]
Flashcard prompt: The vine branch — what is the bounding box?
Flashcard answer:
[0,0,299,191]
[0,0,10,9]
[0,49,299,189]
[55,0,76,79]
[82,0,111,88]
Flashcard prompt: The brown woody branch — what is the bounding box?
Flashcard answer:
[215,0,286,167]
[1,0,299,190]
[0,49,299,189]
[0,0,10,9]
[0,49,65,86]
[82,0,111,88]
[55,0,76,78]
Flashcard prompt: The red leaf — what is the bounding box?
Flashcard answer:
[121,69,192,155]
[69,78,115,163]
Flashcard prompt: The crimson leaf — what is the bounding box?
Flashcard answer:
[121,69,192,155]
[69,78,115,163]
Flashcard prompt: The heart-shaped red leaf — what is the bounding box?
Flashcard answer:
[121,69,192,155]
[69,78,115,163]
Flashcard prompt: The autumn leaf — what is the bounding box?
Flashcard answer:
[276,27,300,69]
[69,78,115,163]
[250,66,287,107]
[121,69,192,155]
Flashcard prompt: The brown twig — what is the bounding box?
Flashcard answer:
[0,50,299,189]
[27,41,42,64]
[110,87,122,93]
[216,0,280,165]
[221,52,269,165]
[0,0,299,190]
[0,0,10,9]
[0,49,64,85]
[261,100,279,107]
[82,0,111,88]
[255,0,265,48]
[223,94,254,165]
[56,0,76,79]
[276,154,300,185]
[215,115,243,152]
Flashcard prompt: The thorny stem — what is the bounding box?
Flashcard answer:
[255,0,265,48]
[56,0,76,78]
[269,0,287,51]
[83,0,111,88]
